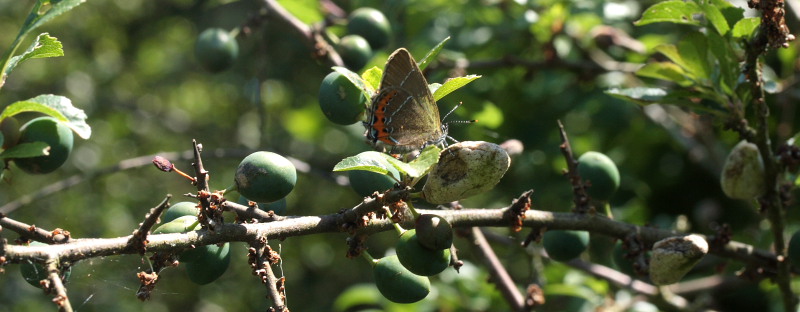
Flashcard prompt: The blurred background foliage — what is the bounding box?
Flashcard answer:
[0,0,797,311]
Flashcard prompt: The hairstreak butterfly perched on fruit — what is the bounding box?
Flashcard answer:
[364,48,469,153]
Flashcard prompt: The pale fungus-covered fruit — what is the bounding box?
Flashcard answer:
[422,141,510,204]
[720,140,766,200]
[648,234,708,285]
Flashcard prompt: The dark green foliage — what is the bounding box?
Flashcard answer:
[1,117,19,149]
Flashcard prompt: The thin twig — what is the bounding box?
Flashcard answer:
[468,227,528,311]
[557,120,593,213]
[262,0,343,67]
[0,215,67,243]
[249,236,287,311]
[45,258,72,312]
[126,195,172,254]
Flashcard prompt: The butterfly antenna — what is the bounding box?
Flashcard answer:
[441,102,478,125]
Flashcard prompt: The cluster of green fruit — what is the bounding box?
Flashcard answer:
[337,8,391,71]
[370,214,454,303]
[195,28,239,73]
[317,7,392,126]
[2,116,74,174]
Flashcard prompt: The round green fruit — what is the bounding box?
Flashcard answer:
[415,214,453,251]
[1,117,20,149]
[234,151,297,203]
[348,169,397,197]
[788,230,800,268]
[195,28,238,72]
[184,242,231,285]
[542,230,589,262]
[395,229,450,276]
[337,35,372,71]
[318,71,368,125]
[162,202,199,223]
[153,215,199,235]
[236,195,287,215]
[347,8,391,49]
[577,151,620,201]
[20,242,71,288]
[373,255,430,304]
[14,117,73,174]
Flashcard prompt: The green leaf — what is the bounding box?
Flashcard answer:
[432,75,481,101]
[418,36,451,71]
[361,66,382,93]
[706,30,737,95]
[2,95,91,139]
[732,17,760,40]
[635,0,701,26]
[333,151,403,176]
[0,142,49,159]
[4,33,63,77]
[333,66,374,99]
[407,145,441,178]
[636,62,693,86]
[606,87,725,115]
[701,3,730,35]
[677,32,711,80]
[19,0,86,38]
[710,0,745,29]
[380,154,418,177]
[277,0,322,24]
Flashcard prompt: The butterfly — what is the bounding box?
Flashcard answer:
[364,48,466,153]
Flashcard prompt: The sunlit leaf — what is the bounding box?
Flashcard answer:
[361,66,382,93]
[636,62,693,87]
[701,3,729,35]
[418,36,450,71]
[0,142,49,159]
[432,75,481,101]
[333,151,404,176]
[635,0,701,26]
[1,95,91,139]
[4,33,63,76]
[732,17,760,40]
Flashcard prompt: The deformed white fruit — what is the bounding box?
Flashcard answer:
[720,140,766,200]
[649,234,708,285]
[422,141,510,204]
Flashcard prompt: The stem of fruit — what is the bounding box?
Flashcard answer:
[223,184,237,195]
[361,250,377,267]
[406,201,421,219]
[602,202,613,219]
[384,207,406,235]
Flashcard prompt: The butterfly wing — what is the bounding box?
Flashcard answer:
[365,48,442,150]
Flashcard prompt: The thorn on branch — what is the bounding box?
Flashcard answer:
[557,120,594,214]
[524,284,546,309]
[505,190,533,232]
[127,195,172,255]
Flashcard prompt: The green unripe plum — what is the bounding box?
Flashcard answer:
[13,117,73,174]
[236,195,287,215]
[234,151,297,203]
[373,255,430,303]
[348,169,397,197]
[542,230,589,262]
[318,71,368,126]
[184,242,231,285]
[347,8,391,49]
[337,35,372,71]
[20,242,71,288]
[1,117,20,149]
[415,214,453,250]
[395,229,450,276]
[162,202,199,223]
[577,151,620,201]
[195,28,238,72]
[788,230,800,268]
[153,215,199,235]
